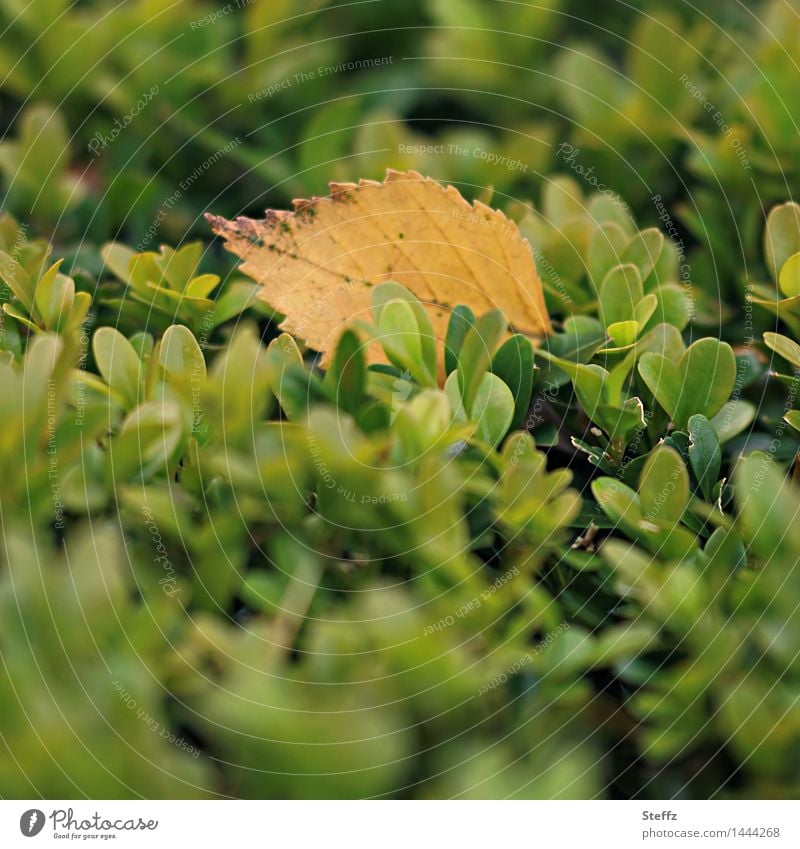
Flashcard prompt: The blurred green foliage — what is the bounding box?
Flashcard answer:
[1,0,800,801]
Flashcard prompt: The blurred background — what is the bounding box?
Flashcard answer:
[0,0,796,298]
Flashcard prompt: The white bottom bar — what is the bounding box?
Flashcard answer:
[2,800,797,847]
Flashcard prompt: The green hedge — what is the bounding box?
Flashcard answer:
[1,0,799,799]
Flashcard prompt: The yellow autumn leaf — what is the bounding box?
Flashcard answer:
[206,169,551,363]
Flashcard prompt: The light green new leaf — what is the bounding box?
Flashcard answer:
[159,324,206,398]
[457,309,507,416]
[710,400,756,443]
[778,252,800,298]
[764,331,800,370]
[92,327,144,410]
[472,372,516,448]
[764,202,800,282]
[638,445,689,523]
[599,263,643,326]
